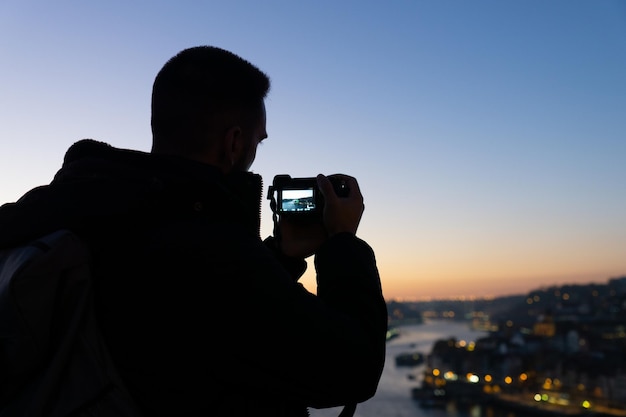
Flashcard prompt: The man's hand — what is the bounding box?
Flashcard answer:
[277,218,326,258]
[276,174,364,258]
[317,174,364,236]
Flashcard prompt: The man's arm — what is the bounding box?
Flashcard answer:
[250,174,386,406]
[216,231,386,408]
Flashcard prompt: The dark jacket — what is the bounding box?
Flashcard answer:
[0,139,387,416]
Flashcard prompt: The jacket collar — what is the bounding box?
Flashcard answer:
[0,140,264,247]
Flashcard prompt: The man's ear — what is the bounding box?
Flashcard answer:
[222,125,243,169]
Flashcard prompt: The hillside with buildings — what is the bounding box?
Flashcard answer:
[388,276,626,415]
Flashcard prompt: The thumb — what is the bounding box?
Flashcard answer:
[316,174,335,201]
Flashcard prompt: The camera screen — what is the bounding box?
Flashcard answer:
[280,188,316,212]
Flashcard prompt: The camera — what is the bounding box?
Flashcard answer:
[267,174,349,218]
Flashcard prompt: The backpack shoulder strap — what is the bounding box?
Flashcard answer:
[0,230,142,417]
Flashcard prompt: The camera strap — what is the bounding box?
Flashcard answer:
[267,185,282,247]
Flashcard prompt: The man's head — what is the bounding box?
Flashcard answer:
[151,46,270,172]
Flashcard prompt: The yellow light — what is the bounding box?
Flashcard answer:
[484,374,492,383]
[504,376,512,384]
[543,378,552,390]
[582,400,591,409]
[519,373,528,381]
[433,368,440,376]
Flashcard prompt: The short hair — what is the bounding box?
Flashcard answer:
[151,46,270,155]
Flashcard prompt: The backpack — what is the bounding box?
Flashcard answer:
[0,229,142,417]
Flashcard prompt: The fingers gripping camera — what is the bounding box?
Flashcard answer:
[267,174,349,219]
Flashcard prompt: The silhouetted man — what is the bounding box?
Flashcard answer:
[0,46,387,417]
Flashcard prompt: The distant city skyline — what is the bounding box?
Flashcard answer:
[1,1,625,300]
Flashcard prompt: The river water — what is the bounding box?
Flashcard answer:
[308,319,512,417]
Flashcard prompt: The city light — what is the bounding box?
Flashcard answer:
[543,378,552,389]
[443,371,457,381]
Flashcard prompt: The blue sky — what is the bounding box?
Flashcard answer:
[1,1,625,299]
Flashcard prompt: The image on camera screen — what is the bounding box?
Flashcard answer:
[281,188,315,212]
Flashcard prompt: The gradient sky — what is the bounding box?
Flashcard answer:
[1,1,625,300]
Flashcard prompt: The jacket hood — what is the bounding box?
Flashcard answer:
[0,139,263,248]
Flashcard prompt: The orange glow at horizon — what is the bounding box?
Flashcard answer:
[376,268,626,300]
[298,258,625,301]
